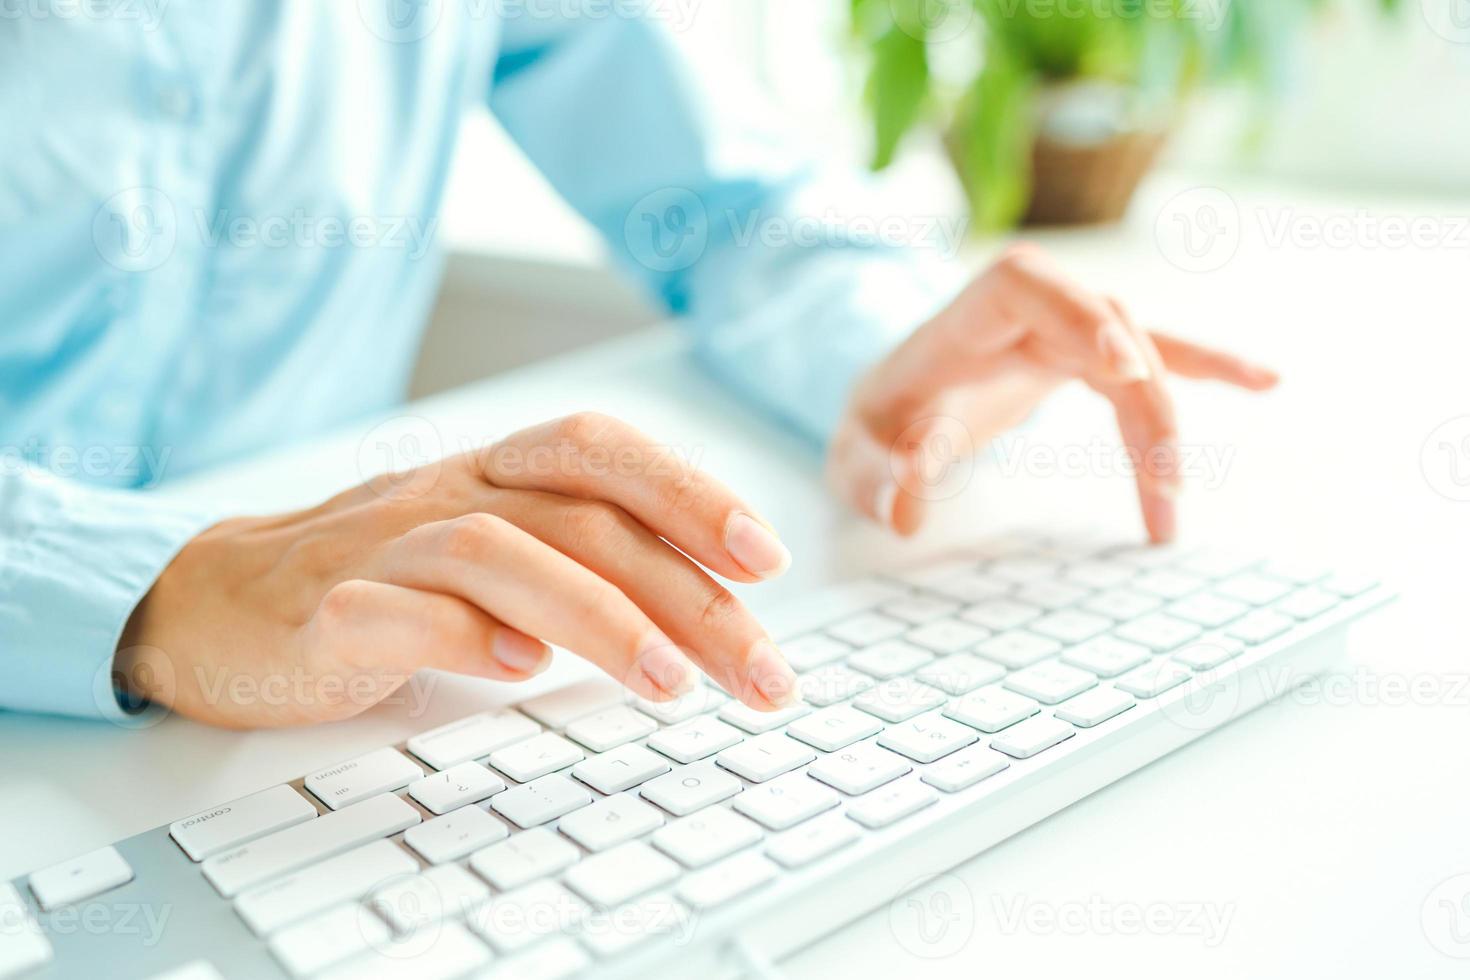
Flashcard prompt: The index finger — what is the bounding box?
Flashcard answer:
[469,413,792,584]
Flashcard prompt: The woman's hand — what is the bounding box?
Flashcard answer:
[829,244,1279,542]
[117,413,798,728]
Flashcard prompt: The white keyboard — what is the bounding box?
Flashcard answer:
[3,534,1389,980]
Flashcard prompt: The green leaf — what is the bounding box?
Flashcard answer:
[866,25,930,170]
[954,46,1035,231]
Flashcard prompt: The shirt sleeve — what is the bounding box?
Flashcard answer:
[0,468,217,721]
[488,13,958,446]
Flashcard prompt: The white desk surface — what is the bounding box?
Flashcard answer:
[4,177,1468,977]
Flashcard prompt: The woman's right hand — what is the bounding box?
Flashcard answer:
[115,413,798,728]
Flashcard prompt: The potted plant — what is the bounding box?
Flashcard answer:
[850,0,1402,230]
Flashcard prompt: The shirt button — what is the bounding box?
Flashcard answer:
[157,84,194,121]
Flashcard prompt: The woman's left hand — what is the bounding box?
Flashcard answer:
[827,243,1279,542]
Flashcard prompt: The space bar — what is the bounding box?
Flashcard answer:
[201,794,420,897]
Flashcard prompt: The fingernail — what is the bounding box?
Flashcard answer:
[874,481,898,530]
[725,513,792,580]
[639,632,699,699]
[1143,491,1177,543]
[1100,324,1151,382]
[746,639,799,709]
[493,631,551,674]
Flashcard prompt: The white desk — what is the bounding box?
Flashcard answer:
[3,177,1467,977]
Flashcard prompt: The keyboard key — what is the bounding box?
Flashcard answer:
[1259,559,1328,585]
[915,653,1005,695]
[469,827,578,890]
[1215,573,1293,606]
[846,780,937,829]
[1172,637,1245,670]
[847,640,934,679]
[578,893,691,958]
[799,664,875,706]
[1107,543,1193,569]
[1083,588,1162,621]
[268,903,389,978]
[170,784,317,862]
[990,715,1076,760]
[641,762,743,816]
[482,936,589,980]
[826,612,908,646]
[406,711,540,770]
[558,794,665,852]
[646,715,743,764]
[489,774,591,829]
[787,705,883,752]
[988,557,1060,583]
[1027,609,1112,645]
[1322,572,1377,598]
[1003,661,1097,705]
[1226,610,1295,644]
[470,880,587,954]
[878,715,977,763]
[369,864,489,932]
[1053,687,1136,728]
[718,699,811,734]
[1276,587,1340,621]
[974,631,1061,668]
[921,746,1010,792]
[489,732,584,783]
[961,598,1042,632]
[780,634,854,671]
[717,733,816,783]
[565,705,658,752]
[882,593,961,624]
[808,743,911,795]
[1014,580,1090,611]
[1115,660,1193,698]
[677,852,779,910]
[28,845,133,912]
[1061,636,1152,677]
[732,772,839,831]
[1132,569,1207,600]
[925,572,1012,603]
[565,842,681,908]
[1166,593,1249,628]
[320,921,490,980]
[408,762,505,815]
[943,686,1039,733]
[893,558,982,591]
[203,794,420,898]
[766,812,862,869]
[631,685,728,726]
[852,677,947,723]
[1114,614,1202,652]
[0,883,51,977]
[653,808,763,868]
[1063,560,1133,590]
[1177,550,1255,580]
[906,618,990,654]
[519,679,624,729]
[403,806,508,864]
[571,743,670,794]
[305,748,423,811]
[234,839,416,936]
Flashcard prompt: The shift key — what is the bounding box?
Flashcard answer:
[202,794,420,897]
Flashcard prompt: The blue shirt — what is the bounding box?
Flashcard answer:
[0,1,944,720]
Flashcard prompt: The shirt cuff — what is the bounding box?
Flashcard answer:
[0,470,219,723]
